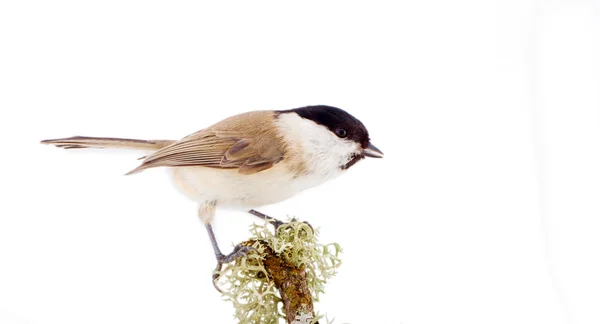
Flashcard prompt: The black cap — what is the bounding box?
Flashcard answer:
[278,105,371,149]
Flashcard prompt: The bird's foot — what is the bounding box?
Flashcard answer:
[263,217,314,233]
[282,217,314,233]
[271,219,285,229]
[248,210,313,232]
[248,209,284,228]
[212,244,254,292]
[217,244,253,263]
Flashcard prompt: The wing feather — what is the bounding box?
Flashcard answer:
[126,111,284,175]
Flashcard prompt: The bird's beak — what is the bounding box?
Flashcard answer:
[363,143,384,158]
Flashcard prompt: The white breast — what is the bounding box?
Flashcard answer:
[168,112,360,210]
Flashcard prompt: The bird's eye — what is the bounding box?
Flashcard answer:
[335,128,348,138]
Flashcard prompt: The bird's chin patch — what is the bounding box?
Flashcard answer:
[341,153,364,170]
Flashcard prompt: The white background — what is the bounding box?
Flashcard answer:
[0,1,598,323]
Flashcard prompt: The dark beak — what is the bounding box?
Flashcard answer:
[363,143,384,158]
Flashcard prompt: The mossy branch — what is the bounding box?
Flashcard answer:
[215,220,342,324]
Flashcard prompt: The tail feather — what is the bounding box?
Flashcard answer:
[41,136,175,151]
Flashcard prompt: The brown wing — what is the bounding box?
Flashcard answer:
[126,111,285,175]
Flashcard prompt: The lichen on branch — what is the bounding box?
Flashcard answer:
[215,219,342,324]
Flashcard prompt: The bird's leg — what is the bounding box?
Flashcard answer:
[248,209,314,232]
[205,223,252,263]
[248,209,284,228]
[199,201,252,292]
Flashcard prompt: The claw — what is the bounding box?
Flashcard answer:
[212,262,223,293]
[212,244,255,292]
[281,217,314,234]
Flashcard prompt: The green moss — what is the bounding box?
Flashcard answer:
[215,219,342,324]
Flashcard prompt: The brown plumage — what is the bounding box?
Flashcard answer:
[127,111,285,175]
[41,105,383,288]
[42,110,287,176]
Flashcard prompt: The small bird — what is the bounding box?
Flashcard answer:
[42,105,383,279]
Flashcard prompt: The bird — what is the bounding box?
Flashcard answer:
[41,105,383,282]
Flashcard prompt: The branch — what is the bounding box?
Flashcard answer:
[215,220,342,324]
[262,244,315,323]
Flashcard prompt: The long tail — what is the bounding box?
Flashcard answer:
[41,136,175,151]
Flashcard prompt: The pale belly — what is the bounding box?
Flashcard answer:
[169,163,340,209]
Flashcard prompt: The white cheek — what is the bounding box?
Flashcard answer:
[277,113,360,178]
